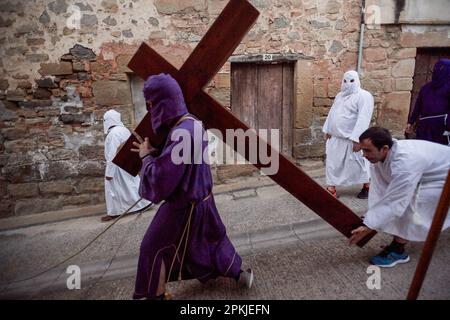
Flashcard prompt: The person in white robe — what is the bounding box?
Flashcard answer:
[322,70,374,199]
[349,127,450,267]
[102,110,152,222]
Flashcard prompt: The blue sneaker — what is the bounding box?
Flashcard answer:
[370,251,410,268]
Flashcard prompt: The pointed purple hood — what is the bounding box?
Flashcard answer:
[431,59,450,89]
[143,73,188,134]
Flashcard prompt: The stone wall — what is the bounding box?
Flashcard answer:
[1,0,449,217]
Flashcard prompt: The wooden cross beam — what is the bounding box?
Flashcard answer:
[113,0,376,247]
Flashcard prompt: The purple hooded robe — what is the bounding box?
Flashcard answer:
[408,58,450,145]
[133,73,242,299]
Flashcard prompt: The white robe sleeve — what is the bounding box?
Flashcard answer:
[363,169,423,231]
[349,91,374,142]
[104,132,122,178]
[322,101,336,134]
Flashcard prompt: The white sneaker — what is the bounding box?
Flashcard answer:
[238,268,254,289]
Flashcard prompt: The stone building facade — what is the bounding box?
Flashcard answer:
[0,0,449,218]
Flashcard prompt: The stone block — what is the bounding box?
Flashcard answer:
[39,180,74,195]
[18,100,53,108]
[395,78,413,91]
[7,182,39,198]
[80,14,98,27]
[14,197,63,215]
[207,88,229,107]
[39,62,73,76]
[116,54,133,73]
[378,91,411,132]
[0,101,18,121]
[72,60,90,72]
[59,113,92,124]
[69,44,96,61]
[62,193,93,206]
[26,38,46,46]
[313,97,333,107]
[17,81,32,90]
[33,88,52,99]
[293,143,325,159]
[400,30,450,48]
[213,73,230,89]
[364,48,387,62]
[391,48,416,59]
[6,89,26,102]
[392,59,415,78]
[4,139,36,153]
[26,54,49,63]
[0,79,9,90]
[36,78,58,89]
[77,161,104,176]
[101,0,119,13]
[154,0,207,14]
[0,200,14,218]
[216,164,258,183]
[43,160,79,181]
[76,177,104,193]
[0,181,7,197]
[46,148,77,161]
[2,128,28,140]
[92,80,132,106]
[313,78,328,98]
[294,128,312,145]
[79,145,104,160]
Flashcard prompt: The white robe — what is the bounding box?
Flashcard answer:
[322,82,374,186]
[104,125,151,216]
[363,139,450,241]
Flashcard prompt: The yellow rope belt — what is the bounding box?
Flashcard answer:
[167,192,212,282]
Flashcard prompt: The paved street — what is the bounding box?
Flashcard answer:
[0,170,449,300]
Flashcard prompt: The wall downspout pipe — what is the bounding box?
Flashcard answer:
[357,0,366,75]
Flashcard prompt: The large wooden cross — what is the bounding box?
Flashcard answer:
[113,0,376,247]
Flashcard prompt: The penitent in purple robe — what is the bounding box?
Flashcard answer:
[133,74,242,299]
[408,59,450,145]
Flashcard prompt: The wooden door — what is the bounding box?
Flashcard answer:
[231,62,294,156]
[409,48,450,119]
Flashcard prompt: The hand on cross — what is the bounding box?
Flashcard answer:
[349,225,373,246]
[131,131,156,159]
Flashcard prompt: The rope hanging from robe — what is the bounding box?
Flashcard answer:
[1,198,147,286]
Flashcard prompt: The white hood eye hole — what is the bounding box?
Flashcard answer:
[350,79,355,82]
[344,79,347,83]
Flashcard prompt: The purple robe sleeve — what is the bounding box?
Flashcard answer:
[138,137,186,204]
[408,88,423,125]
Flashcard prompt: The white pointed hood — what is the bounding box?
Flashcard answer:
[103,110,124,134]
[340,70,361,96]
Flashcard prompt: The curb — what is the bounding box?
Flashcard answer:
[0,168,325,232]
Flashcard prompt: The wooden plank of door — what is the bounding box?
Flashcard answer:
[257,64,283,132]
[231,63,258,130]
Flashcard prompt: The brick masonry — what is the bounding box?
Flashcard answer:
[0,0,449,217]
